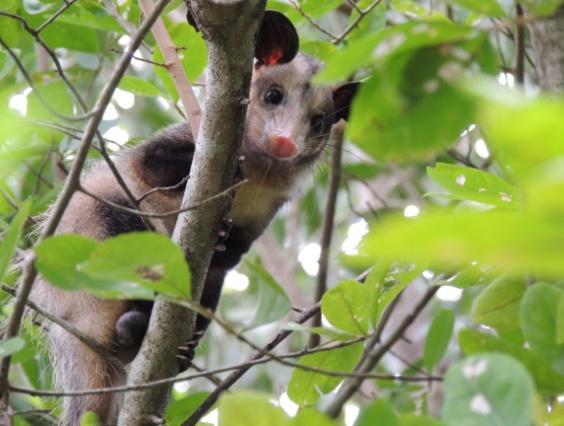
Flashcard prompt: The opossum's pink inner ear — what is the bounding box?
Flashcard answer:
[255,11,299,67]
[332,82,360,122]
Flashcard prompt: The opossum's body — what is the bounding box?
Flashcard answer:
[31,12,358,425]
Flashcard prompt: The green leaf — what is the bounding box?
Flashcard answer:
[292,409,335,426]
[557,294,564,345]
[471,278,525,331]
[166,392,210,426]
[80,232,191,300]
[317,21,472,83]
[391,0,449,20]
[355,399,398,426]
[35,234,154,300]
[364,263,420,328]
[423,309,454,371]
[300,0,342,17]
[440,263,491,289]
[41,22,100,53]
[458,328,564,395]
[346,46,477,162]
[56,6,123,32]
[218,392,290,426]
[342,162,383,180]
[520,283,564,374]
[245,258,291,327]
[321,280,371,335]
[80,411,102,426]
[119,76,162,97]
[36,234,100,289]
[356,210,564,279]
[27,80,74,143]
[0,337,25,359]
[300,41,338,63]
[442,353,535,426]
[446,0,506,17]
[520,0,564,16]
[468,81,564,184]
[399,414,443,426]
[0,5,21,47]
[288,343,363,405]
[0,200,31,284]
[427,163,520,209]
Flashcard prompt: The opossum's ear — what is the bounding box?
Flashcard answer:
[255,11,299,66]
[332,82,360,122]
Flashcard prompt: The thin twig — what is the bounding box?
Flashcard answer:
[78,179,248,219]
[288,0,337,40]
[333,0,384,44]
[35,0,78,34]
[346,0,363,14]
[137,176,189,203]
[447,148,480,169]
[515,3,526,84]
[9,337,440,398]
[309,124,344,348]
[102,0,152,54]
[109,48,166,67]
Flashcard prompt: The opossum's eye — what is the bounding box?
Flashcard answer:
[310,115,325,133]
[264,88,283,105]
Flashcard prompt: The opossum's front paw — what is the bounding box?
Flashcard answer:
[115,310,149,348]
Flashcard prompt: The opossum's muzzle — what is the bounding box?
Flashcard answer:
[267,135,298,159]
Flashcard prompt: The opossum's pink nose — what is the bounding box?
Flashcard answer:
[270,135,298,159]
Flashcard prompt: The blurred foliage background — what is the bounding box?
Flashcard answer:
[1,0,564,425]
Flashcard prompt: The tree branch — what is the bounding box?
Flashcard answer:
[117,1,266,423]
[139,0,201,139]
[515,3,526,85]
[529,5,564,90]
[309,123,345,348]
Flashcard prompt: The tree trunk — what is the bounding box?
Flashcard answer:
[117,1,265,424]
[529,6,564,91]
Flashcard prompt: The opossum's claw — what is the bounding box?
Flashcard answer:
[176,343,196,372]
[213,243,227,253]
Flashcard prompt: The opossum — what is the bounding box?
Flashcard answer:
[31,11,358,425]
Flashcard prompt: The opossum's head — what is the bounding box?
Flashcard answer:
[243,11,358,175]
